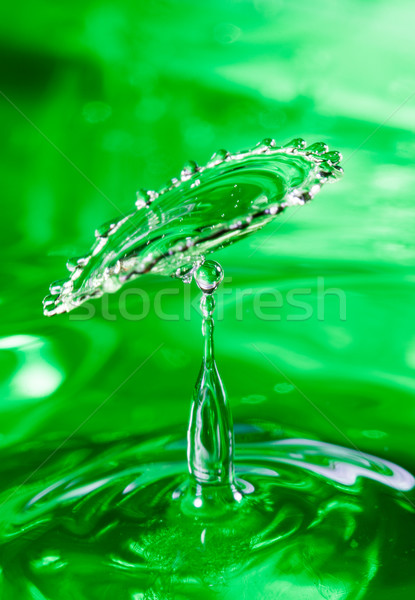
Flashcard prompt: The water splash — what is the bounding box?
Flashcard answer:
[0,426,413,599]
[43,138,342,316]
[188,261,234,487]
[180,260,243,514]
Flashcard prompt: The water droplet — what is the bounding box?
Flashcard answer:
[194,260,224,294]
[42,294,58,308]
[43,137,342,315]
[49,280,65,295]
[95,225,111,238]
[136,189,150,208]
[66,256,89,272]
[323,150,342,165]
[42,294,66,315]
[285,138,306,150]
[307,142,329,155]
[256,138,276,151]
[209,149,229,165]
[181,160,198,179]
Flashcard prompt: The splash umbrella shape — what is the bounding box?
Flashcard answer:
[43,138,342,316]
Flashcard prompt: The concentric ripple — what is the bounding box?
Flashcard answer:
[0,424,413,600]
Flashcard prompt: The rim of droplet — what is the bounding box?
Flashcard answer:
[43,138,343,316]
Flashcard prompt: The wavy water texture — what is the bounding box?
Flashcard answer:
[43,138,342,315]
[0,427,413,600]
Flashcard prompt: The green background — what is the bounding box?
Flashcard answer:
[1,0,414,514]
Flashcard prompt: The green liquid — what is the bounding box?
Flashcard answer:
[184,261,241,514]
[2,265,415,599]
[13,140,407,598]
[0,424,414,598]
[2,3,415,597]
[42,138,341,316]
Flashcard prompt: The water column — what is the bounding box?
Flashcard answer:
[185,260,242,512]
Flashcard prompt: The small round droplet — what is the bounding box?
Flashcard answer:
[49,280,65,295]
[66,256,88,272]
[322,150,342,165]
[285,138,306,150]
[209,149,229,165]
[44,136,342,317]
[194,260,224,294]
[256,138,276,151]
[306,142,328,155]
[136,189,150,208]
[42,293,66,316]
[95,218,120,238]
[43,293,58,308]
[181,160,198,179]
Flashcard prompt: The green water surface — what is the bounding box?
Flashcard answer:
[1,1,415,598]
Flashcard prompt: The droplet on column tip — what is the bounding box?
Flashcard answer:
[194,260,224,294]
